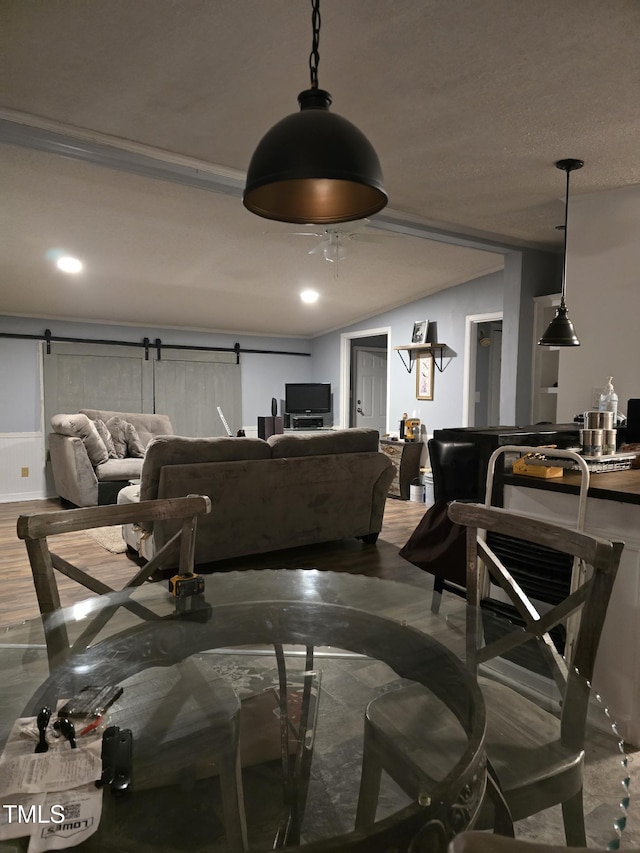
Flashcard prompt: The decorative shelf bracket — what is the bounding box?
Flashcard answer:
[393,344,446,374]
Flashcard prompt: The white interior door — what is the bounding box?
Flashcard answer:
[463,312,503,426]
[353,347,387,431]
[487,325,503,425]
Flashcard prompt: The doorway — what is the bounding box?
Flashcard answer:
[463,313,503,427]
[339,328,391,431]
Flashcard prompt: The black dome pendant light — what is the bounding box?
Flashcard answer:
[538,158,583,347]
[243,0,387,225]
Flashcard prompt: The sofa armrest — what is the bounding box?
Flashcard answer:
[49,433,99,507]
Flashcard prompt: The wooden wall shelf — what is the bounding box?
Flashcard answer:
[393,343,446,373]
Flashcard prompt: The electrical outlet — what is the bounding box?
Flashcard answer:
[21,467,29,478]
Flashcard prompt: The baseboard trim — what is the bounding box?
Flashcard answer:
[0,490,50,504]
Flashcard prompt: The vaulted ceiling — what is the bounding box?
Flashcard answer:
[2,1,639,337]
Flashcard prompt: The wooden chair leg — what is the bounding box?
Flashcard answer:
[431,576,444,613]
[218,744,248,852]
[355,716,383,828]
[485,760,514,837]
[561,788,587,847]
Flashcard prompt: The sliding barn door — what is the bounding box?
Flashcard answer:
[153,351,241,437]
[43,342,242,438]
[43,342,154,433]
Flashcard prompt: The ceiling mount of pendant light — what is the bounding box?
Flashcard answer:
[243,0,387,225]
[538,158,584,347]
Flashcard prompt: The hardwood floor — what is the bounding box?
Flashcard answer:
[0,496,430,628]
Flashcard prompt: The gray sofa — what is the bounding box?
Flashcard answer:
[117,428,394,565]
[49,409,174,507]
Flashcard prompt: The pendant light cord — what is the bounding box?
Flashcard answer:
[556,158,583,307]
[560,166,570,307]
[309,0,321,89]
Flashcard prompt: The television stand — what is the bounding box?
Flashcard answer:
[291,416,324,430]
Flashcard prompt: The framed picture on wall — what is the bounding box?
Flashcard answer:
[416,352,434,400]
[411,320,428,345]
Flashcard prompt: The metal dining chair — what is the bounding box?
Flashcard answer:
[357,503,623,845]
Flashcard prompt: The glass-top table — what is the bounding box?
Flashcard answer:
[0,570,631,851]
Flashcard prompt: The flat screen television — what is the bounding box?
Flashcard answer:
[285,383,331,414]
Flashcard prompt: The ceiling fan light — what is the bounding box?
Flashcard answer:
[323,241,347,263]
[243,89,387,225]
[538,303,580,346]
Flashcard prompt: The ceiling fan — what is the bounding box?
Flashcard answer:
[278,219,393,269]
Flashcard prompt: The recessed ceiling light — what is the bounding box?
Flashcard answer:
[301,289,319,304]
[56,256,83,274]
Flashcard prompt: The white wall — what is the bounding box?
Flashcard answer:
[556,185,640,421]
[312,270,505,433]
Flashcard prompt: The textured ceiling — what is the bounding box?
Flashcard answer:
[1,0,639,336]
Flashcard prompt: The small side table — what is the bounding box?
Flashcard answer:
[380,439,422,500]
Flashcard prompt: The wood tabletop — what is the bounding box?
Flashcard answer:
[503,466,640,505]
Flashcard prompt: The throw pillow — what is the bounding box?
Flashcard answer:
[106,417,128,458]
[93,418,117,458]
[106,416,146,459]
[124,421,146,458]
[50,413,109,466]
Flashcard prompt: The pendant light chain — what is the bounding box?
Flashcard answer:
[309,0,321,89]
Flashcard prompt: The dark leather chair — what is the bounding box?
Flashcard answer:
[429,438,483,505]
[626,398,640,443]
[428,438,482,612]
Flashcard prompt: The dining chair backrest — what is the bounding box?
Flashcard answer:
[16,495,211,665]
[447,501,623,743]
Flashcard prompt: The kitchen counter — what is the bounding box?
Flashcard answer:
[503,464,640,746]
[503,466,640,505]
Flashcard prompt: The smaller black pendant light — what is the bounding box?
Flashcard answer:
[538,158,583,347]
[243,0,387,225]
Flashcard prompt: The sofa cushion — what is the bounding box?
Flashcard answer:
[268,428,380,458]
[106,416,146,458]
[50,413,109,466]
[93,418,117,458]
[80,410,174,448]
[96,458,144,481]
[140,435,271,502]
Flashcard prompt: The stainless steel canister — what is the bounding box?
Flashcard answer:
[603,429,617,454]
[580,428,604,456]
[584,410,614,430]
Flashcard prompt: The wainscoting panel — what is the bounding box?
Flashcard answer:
[0,433,49,503]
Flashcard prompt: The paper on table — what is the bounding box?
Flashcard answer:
[27,785,103,852]
[0,741,102,795]
[0,713,103,851]
[0,714,103,798]
[0,793,47,841]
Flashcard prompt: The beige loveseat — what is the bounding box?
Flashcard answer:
[117,428,394,565]
[49,409,174,507]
